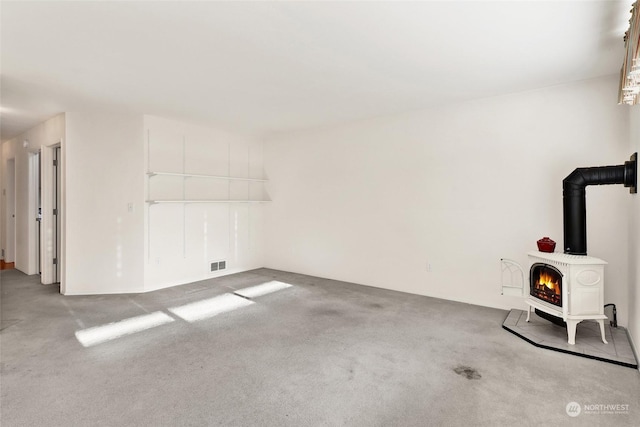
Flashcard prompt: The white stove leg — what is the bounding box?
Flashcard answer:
[566,319,580,345]
[526,305,531,322]
[597,319,608,344]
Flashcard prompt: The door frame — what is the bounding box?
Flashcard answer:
[40,141,64,290]
[4,158,16,264]
[28,151,41,275]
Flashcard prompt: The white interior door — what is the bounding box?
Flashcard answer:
[54,146,61,283]
[40,144,60,287]
[5,158,16,263]
[33,152,41,274]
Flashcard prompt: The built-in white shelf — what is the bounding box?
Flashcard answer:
[146,171,270,204]
[147,199,270,204]
[147,171,267,182]
[145,133,270,263]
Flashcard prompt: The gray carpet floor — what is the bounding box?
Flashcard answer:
[1,268,638,426]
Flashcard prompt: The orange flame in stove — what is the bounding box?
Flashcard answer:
[538,271,560,295]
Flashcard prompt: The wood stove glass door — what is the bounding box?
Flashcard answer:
[530,263,563,307]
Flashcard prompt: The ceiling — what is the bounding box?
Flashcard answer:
[0,1,634,141]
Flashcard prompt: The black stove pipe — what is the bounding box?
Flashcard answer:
[563,153,637,255]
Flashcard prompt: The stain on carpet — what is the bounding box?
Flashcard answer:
[0,319,22,331]
[312,307,343,316]
[454,365,482,380]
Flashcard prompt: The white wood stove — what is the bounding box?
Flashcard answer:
[517,153,637,346]
[525,251,608,345]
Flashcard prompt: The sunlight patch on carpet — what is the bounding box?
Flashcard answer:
[75,311,174,347]
[168,293,254,322]
[234,281,292,299]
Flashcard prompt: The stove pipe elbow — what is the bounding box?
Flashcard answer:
[562,153,637,255]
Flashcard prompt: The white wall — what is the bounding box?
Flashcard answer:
[3,113,265,295]
[144,116,266,291]
[1,114,65,275]
[264,76,633,325]
[64,112,145,294]
[628,108,640,357]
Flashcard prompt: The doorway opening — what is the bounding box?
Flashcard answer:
[31,151,42,275]
[3,158,16,270]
